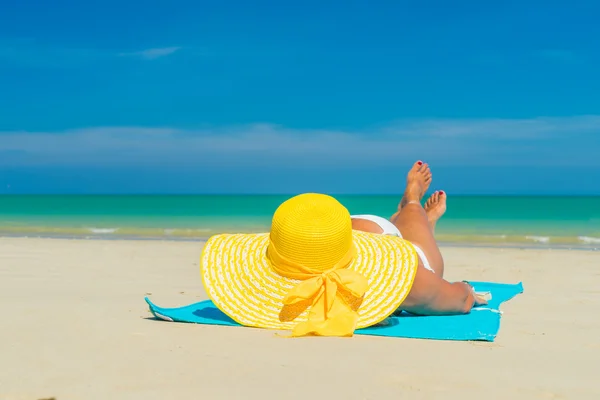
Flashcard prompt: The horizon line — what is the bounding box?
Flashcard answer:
[0,193,598,197]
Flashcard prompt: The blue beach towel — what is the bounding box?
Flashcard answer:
[145,281,523,341]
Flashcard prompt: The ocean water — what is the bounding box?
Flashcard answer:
[0,195,599,250]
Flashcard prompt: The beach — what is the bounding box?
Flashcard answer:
[1,237,599,400]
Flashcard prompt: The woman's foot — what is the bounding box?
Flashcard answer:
[391,161,432,221]
[424,190,447,232]
[401,161,432,205]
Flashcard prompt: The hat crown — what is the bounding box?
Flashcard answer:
[269,193,353,272]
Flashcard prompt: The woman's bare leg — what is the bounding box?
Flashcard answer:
[424,190,447,234]
[391,162,446,277]
[390,161,431,222]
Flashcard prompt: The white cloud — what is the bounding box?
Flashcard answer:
[382,115,600,139]
[1,116,599,168]
[0,39,182,66]
[118,47,181,60]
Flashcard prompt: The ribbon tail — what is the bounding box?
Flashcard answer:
[282,276,323,305]
[290,311,359,337]
[292,291,360,337]
[323,276,337,315]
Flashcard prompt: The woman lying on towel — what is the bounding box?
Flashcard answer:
[350,160,489,315]
[200,163,489,337]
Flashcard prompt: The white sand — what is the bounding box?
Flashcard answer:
[1,237,599,400]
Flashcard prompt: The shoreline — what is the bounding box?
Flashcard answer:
[0,233,598,251]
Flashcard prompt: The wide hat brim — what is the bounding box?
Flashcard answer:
[200,230,419,331]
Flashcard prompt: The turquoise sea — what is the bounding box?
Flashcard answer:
[0,195,599,250]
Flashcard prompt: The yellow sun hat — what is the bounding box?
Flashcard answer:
[200,193,419,337]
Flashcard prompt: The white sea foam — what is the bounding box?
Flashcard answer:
[525,235,550,243]
[578,236,600,244]
[163,228,212,235]
[486,234,507,239]
[87,228,119,234]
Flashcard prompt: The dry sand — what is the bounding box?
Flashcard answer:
[1,237,599,400]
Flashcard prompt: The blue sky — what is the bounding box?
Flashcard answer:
[1,0,599,195]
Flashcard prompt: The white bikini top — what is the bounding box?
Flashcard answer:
[351,214,435,272]
[350,214,402,237]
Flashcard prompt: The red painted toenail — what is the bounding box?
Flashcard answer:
[440,191,445,195]
[417,161,423,165]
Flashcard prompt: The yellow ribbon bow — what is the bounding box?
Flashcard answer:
[267,241,368,337]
